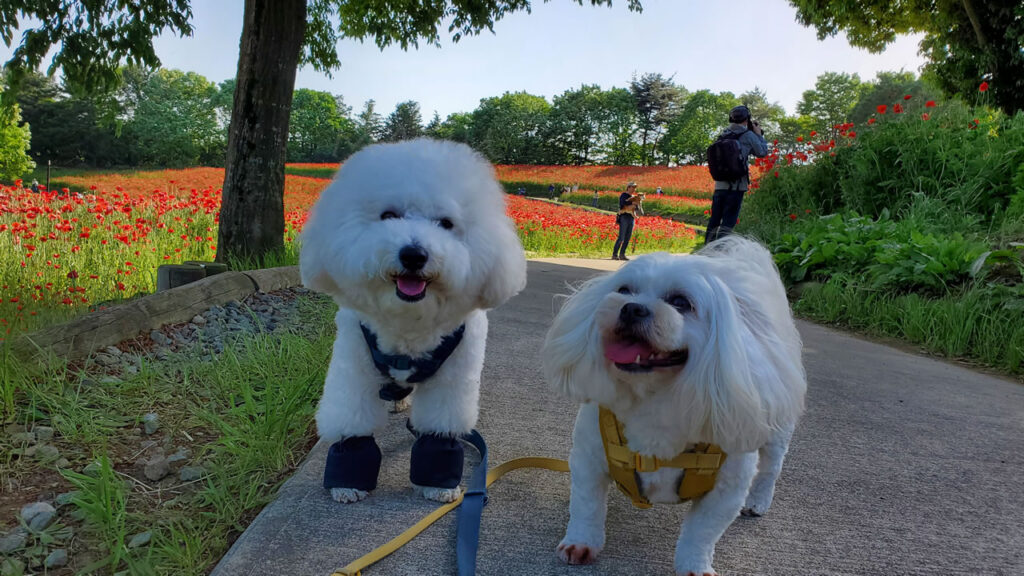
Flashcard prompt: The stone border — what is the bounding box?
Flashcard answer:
[11,266,303,362]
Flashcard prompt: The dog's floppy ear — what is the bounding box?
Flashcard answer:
[542,275,617,405]
[684,275,773,453]
[299,218,341,296]
[476,218,527,309]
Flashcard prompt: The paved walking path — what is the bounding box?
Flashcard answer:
[212,261,1024,576]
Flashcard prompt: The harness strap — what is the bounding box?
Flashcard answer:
[598,406,726,507]
[361,323,466,401]
[331,431,569,576]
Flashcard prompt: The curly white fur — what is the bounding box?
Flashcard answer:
[543,236,806,575]
[300,139,526,503]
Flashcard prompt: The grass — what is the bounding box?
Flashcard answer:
[793,277,1023,375]
[1,292,337,575]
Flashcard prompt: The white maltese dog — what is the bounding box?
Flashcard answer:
[542,236,806,576]
[300,139,526,504]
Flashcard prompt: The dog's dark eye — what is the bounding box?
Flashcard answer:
[666,295,692,313]
[617,286,632,295]
[380,210,400,220]
[438,218,454,230]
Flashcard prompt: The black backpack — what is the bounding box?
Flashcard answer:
[707,130,748,183]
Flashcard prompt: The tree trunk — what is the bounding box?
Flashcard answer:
[961,0,988,49]
[217,0,306,264]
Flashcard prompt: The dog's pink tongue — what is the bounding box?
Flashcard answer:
[604,340,653,364]
[396,276,427,296]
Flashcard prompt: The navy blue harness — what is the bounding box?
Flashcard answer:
[360,323,466,401]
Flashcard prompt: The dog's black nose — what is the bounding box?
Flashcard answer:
[399,245,429,271]
[619,302,651,325]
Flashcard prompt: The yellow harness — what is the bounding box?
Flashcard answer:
[598,406,726,508]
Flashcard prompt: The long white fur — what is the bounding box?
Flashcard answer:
[542,236,806,575]
[300,139,526,503]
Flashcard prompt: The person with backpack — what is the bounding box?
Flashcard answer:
[705,105,768,243]
[612,182,643,260]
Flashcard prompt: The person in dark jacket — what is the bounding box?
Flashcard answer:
[705,105,769,244]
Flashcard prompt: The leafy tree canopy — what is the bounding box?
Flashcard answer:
[789,0,1024,113]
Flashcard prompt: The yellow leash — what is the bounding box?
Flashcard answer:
[331,456,569,576]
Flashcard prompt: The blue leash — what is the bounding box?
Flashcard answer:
[456,429,489,576]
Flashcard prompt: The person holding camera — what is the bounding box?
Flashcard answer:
[613,182,644,260]
[705,105,768,244]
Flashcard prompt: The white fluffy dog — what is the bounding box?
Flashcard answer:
[300,139,526,504]
[542,236,806,575]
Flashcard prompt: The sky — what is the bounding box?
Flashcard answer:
[2,0,926,119]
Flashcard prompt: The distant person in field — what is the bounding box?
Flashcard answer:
[705,105,768,244]
[31,179,40,193]
[548,184,555,196]
[656,186,663,195]
[613,182,644,260]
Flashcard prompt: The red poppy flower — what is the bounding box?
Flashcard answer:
[925,100,936,108]
[921,113,930,121]
[789,214,797,221]
[67,270,79,280]
[868,118,877,125]
[809,131,817,137]
[979,81,989,92]
[797,136,804,142]
[903,94,912,100]
[894,103,904,114]
[877,105,887,114]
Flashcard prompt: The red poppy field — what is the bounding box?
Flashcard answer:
[0,169,698,337]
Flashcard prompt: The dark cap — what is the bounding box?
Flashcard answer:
[729,105,751,123]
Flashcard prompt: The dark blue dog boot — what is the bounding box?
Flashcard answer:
[410,433,464,489]
[323,435,382,491]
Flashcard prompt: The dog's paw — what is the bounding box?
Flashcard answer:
[740,493,770,517]
[413,484,462,503]
[330,487,369,503]
[557,542,602,565]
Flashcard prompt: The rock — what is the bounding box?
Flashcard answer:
[143,456,170,482]
[99,375,121,384]
[83,460,102,477]
[150,330,172,346]
[1,558,25,576]
[192,314,207,326]
[0,529,27,554]
[139,440,158,451]
[28,508,57,531]
[44,548,69,568]
[32,426,54,441]
[80,378,97,387]
[34,444,60,462]
[55,491,80,507]
[55,458,70,468]
[142,413,160,435]
[104,345,123,356]
[21,501,54,522]
[124,365,139,376]
[10,431,35,444]
[23,445,38,457]
[179,466,206,482]
[94,353,118,367]
[166,448,190,467]
[128,531,151,548]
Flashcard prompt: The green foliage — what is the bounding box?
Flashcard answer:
[789,0,1024,114]
[382,100,424,142]
[0,96,33,180]
[660,89,738,165]
[288,89,358,162]
[426,111,473,143]
[772,212,988,294]
[0,0,193,100]
[122,68,225,167]
[470,91,553,163]
[797,71,864,139]
[850,70,942,124]
[629,72,685,165]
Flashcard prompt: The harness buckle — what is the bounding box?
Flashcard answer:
[634,453,659,473]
